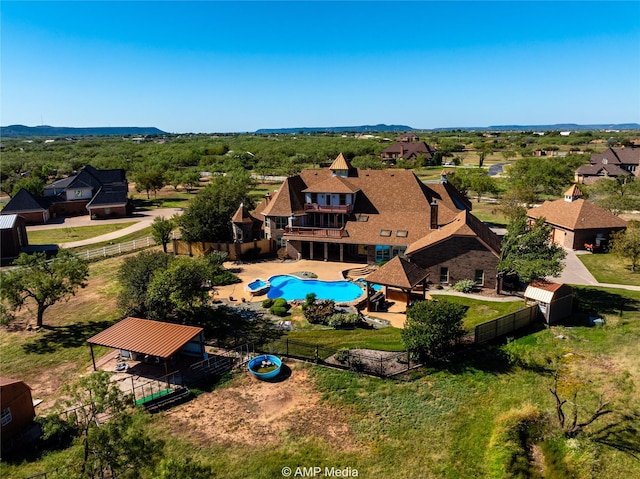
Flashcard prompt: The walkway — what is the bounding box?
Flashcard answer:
[556,248,640,292]
[26,208,182,248]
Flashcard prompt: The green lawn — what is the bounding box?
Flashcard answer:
[430,294,525,330]
[67,226,155,254]
[27,222,137,245]
[578,252,640,286]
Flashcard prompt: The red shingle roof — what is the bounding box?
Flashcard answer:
[87,317,203,359]
[527,199,627,230]
[363,256,429,289]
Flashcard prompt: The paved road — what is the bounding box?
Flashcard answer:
[26,208,182,248]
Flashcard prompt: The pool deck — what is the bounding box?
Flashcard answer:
[215,259,410,328]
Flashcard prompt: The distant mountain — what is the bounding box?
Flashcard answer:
[0,125,167,138]
[427,123,640,132]
[255,124,413,134]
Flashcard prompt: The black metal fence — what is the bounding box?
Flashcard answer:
[258,338,416,377]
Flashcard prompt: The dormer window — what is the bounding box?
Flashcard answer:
[379,229,392,237]
[602,158,608,164]
[396,230,408,238]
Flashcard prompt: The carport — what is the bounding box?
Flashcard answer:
[87,317,205,377]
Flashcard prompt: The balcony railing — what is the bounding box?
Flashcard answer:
[304,203,351,213]
[284,226,346,238]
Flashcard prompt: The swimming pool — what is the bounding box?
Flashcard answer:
[267,275,365,302]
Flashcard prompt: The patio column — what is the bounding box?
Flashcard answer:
[366,281,371,311]
[324,242,328,261]
[339,244,344,262]
[309,242,313,260]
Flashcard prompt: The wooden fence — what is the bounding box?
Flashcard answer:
[474,304,539,344]
[172,238,276,260]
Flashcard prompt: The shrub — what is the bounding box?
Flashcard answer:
[453,279,476,293]
[270,306,288,317]
[272,297,289,309]
[334,348,350,363]
[262,298,274,308]
[303,299,337,324]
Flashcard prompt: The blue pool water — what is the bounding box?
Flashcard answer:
[267,275,365,302]
[355,278,383,291]
[248,279,268,290]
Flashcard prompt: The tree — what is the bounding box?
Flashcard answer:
[60,371,164,478]
[176,173,254,242]
[151,215,174,253]
[401,299,466,361]
[145,256,213,321]
[450,168,498,203]
[118,251,171,317]
[587,177,640,215]
[11,177,46,197]
[610,220,640,272]
[181,169,201,193]
[134,170,165,199]
[1,250,89,327]
[497,212,566,284]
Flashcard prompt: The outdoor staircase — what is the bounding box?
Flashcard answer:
[344,264,378,279]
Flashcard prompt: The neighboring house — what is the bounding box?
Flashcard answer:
[527,185,627,250]
[0,378,36,445]
[404,209,502,291]
[0,214,28,265]
[380,141,436,164]
[1,165,130,224]
[0,189,51,224]
[255,154,503,281]
[575,147,640,184]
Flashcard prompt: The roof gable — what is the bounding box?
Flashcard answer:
[260,175,307,217]
[363,256,429,289]
[527,198,627,230]
[1,188,50,213]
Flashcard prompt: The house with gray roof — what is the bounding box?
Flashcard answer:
[575,147,640,184]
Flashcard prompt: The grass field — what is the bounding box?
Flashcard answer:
[579,252,640,286]
[2,253,639,478]
[26,222,137,244]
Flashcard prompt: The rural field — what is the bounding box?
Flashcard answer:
[1,246,640,478]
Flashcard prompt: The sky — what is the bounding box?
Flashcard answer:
[1,1,639,133]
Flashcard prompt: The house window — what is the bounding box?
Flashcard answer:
[440,267,449,283]
[1,408,12,427]
[274,217,288,229]
[474,269,485,286]
[357,215,369,222]
[375,245,391,262]
[379,229,392,237]
[396,230,408,238]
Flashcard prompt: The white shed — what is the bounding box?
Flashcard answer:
[524,281,573,324]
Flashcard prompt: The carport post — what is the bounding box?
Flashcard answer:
[90,344,96,371]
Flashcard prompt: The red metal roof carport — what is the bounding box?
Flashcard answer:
[87,317,205,377]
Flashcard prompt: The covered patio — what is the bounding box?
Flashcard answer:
[361,256,430,312]
[87,317,206,379]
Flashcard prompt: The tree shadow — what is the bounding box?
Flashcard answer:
[199,304,284,348]
[590,411,640,461]
[564,286,640,325]
[22,320,116,354]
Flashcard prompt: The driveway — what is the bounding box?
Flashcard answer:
[26,207,182,248]
[556,248,640,291]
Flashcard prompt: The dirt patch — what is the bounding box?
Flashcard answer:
[29,362,78,412]
[162,362,358,449]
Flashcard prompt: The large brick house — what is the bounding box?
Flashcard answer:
[380,141,436,164]
[1,165,131,224]
[527,185,627,250]
[253,154,501,289]
[575,147,640,184]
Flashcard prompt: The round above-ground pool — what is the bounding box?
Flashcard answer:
[248,354,282,380]
[267,275,364,302]
[246,278,270,295]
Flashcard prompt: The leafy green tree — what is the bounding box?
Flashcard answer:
[610,220,640,272]
[450,168,498,202]
[586,177,640,215]
[11,177,46,197]
[146,256,213,321]
[61,371,164,479]
[1,250,89,327]
[176,173,254,242]
[151,215,174,253]
[134,170,165,199]
[402,299,466,360]
[118,251,171,317]
[507,155,588,197]
[499,186,537,221]
[498,212,566,284]
[181,169,201,193]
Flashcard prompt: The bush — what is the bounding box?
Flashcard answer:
[453,279,476,293]
[334,348,350,363]
[303,299,337,324]
[262,298,274,308]
[269,306,288,317]
[327,312,361,329]
[272,297,289,309]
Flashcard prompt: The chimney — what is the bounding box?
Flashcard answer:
[264,192,271,204]
[440,170,448,183]
[430,200,438,229]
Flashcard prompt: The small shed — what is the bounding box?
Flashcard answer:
[524,281,573,324]
[0,214,28,265]
[87,317,205,376]
[0,378,36,444]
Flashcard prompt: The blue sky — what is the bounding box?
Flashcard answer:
[2,1,639,133]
